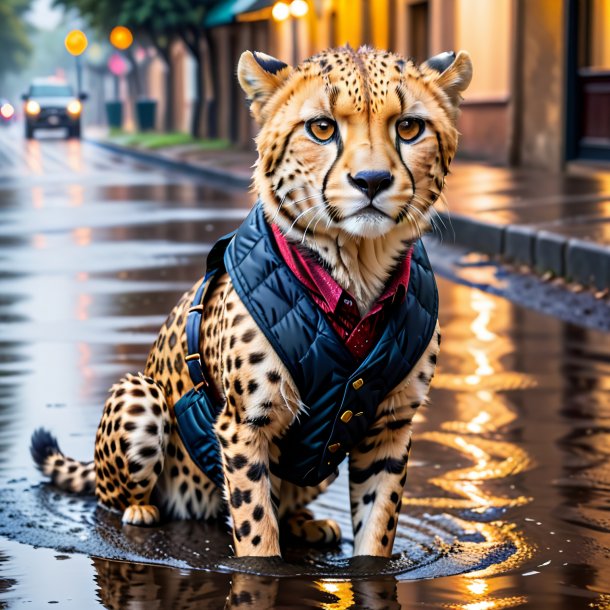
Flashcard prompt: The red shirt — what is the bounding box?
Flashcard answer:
[272,225,413,362]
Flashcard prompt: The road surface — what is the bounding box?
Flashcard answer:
[0,128,609,609]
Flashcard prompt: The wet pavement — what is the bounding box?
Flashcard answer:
[1,128,610,608]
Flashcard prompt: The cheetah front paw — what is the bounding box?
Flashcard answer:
[122,504,160,526]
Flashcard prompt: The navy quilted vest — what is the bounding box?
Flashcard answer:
[174,203,438,489]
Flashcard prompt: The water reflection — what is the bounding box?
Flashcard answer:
[91,559,404,610]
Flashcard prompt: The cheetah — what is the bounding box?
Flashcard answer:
[31,45,472,558]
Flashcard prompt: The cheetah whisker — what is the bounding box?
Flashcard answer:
[300,205,327,244]
[271,186,305,223]
[287,202,325,236]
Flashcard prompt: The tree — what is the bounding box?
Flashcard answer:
[0,0,34,88]
[118,0,183,133]
[120,0,220,137]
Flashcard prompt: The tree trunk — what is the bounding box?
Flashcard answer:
[125,48,143,99]
[151,38,174,132]
[204,30,219,139]
[179,28,204,138]
[163,58,173,132]
[191,49,204,138]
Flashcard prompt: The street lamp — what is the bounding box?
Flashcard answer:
[272,0,309,20]
[272,0,309,65]
[64,29,88,96]
[272,2,290,20]
[109,26,133,51]
[289,0,309,17]
[105,26,135,130]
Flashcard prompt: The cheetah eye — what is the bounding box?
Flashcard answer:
[396,118,425,144]
[306,118,337,143]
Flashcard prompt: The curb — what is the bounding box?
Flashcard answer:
[436,211,610,290]
[85,138,252,190]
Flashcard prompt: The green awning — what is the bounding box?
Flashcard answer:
[204,0,274,28]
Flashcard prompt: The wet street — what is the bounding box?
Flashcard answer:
[0,128,610,609]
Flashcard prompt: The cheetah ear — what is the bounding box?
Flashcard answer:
[423,50,473,106]
[238,50,293,125]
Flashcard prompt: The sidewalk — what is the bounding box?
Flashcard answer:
[88,136,610,291]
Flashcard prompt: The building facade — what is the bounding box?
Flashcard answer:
[145,0,610,171]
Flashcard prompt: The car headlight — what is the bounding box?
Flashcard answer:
[67,100,82,115]
[0,103,14,119]
[25,100,41,115]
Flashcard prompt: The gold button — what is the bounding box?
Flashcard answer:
[328,443,341,453]
[352,378,364,390]
[340,410,353,423]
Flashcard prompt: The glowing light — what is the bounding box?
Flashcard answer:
[108,53,128,77]
[314,580,355,610]
[272,1,290,20]
[0,103,14,119]
[73,227,91,247]
[67,99,82,115]
[472,349,494,376]
[109,26,133,50]
[403,431,532,509]
[466,579,489,596]
[27,142,43,175]
[434,372,537,392]
[25,100,41,115]
[464,411,490,433]
[462,601,498,610]
[469,290,497,342]
[0,102,15,119]
[65,30,88,56]
[76,293,92,320]
[87,42,103,62]
[290,0,309,17]
[449,597,528,610]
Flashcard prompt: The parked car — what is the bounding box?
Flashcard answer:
[0,99,15,126]
[22,79,87,139]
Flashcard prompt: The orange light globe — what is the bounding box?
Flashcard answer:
[110,26,134,51]
[65,30,88,56]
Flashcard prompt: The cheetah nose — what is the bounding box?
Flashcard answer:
[348,170,394,200]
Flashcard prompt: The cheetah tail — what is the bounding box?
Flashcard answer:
[30,428,95,494]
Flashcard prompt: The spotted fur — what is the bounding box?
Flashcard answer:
[31,45,471,558]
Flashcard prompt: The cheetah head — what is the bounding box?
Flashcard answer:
[238,46,472,245]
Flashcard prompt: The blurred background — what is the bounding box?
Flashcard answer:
[1,0,608,170]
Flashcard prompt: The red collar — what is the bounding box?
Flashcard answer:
[272,225,413,360]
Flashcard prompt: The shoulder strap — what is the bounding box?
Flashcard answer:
[184,231,235,393]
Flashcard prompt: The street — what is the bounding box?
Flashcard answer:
[0,128,609,609]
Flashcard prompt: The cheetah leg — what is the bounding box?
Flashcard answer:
[279,478,341,546]
[226,574,279,609]
[348,423,411,556]
[349,328,439,556]
[94,373,170,526]
[215,406,282,557]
